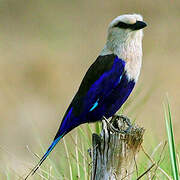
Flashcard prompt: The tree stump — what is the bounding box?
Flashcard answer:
[90,115,145,180]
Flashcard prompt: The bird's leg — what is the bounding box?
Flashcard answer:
[110,115,133,134]
[119,115,132,133]
[119,115,132,127]
[103,116,127,134]
[102,116,120,133]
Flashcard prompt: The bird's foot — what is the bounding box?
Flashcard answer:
[102,116,121,133]
[103,116,131,134]
[109,115,132,134]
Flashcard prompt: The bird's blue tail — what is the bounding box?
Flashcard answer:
[25,133,65,180]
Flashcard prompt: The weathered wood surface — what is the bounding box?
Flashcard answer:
[90,115,145,180]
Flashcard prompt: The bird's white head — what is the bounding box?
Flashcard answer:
[101,14,147,82]
[101,14,147,61]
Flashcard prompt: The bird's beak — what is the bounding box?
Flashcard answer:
[132,21,147,30]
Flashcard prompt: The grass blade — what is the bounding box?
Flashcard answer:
[164,102,179,180]
[82,142,88,180]
[95,122,101,134]
[78,126,91,146]
[75,131,80,179]
[63,138,73,180]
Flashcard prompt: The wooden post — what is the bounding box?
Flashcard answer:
[90,115,145,180]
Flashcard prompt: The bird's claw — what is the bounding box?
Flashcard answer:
[103,115,132,134]
[119,115,132,127]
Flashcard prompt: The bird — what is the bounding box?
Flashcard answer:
[25,14,147,179]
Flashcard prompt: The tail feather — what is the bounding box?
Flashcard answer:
[25,134,64,180]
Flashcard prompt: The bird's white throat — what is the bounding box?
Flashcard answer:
[101,30,143,82]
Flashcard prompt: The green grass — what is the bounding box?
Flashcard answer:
[0,99,179,179]
[164,101,179,180]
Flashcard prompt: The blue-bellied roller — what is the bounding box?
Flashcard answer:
[25,14,147,179]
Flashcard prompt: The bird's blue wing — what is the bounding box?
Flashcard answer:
[56,54,125,137]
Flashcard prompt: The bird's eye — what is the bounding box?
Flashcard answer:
[113,22,132,29]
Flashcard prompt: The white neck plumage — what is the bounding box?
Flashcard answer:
[101,30,143,82]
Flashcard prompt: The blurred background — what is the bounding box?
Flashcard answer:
[0,0,179,177]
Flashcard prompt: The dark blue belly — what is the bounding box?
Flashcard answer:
[87,74,135,121]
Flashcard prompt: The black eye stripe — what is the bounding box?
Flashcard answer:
[114,21,134,29]
[113,21,147,30]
